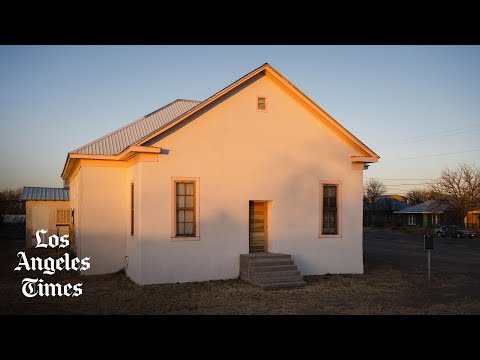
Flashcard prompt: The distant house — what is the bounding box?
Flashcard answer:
[394,199,447,228]
[60,63,379,285]
[363,194,409,226]
[465,206,480,232]
[2,214,26,224]
[21,187,70,248]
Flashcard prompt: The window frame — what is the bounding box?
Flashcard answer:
[56,209,71,225]
[408,214,416,226]
[319,181,342,238]
[171,177,200,240]
[130,182,134,236]
[256,96,268,112]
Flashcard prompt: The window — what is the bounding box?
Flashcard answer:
[431,213,439,225]
[171,177,200,239]
[408,214,416,225]
[130,183,134,236]
[257,96,267,111]
[56,209,71,225]
[175,181,196,237]
[321,184,339,236]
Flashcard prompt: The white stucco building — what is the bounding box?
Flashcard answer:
[21,187,70,249]
[61,63,379,285]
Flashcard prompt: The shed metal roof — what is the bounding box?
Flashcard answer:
[71,99,201,155]
[22,187,69,201]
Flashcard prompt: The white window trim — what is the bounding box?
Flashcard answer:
[171,177,200,241]
[408,214,416,226]
[319,180,342,238]
[256,95,268,112]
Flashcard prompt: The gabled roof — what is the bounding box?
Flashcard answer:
[22,187,69,201]
[71,99,201,155]
[133,63,380,161]
[62,63,379,179]
[394,199,445,214]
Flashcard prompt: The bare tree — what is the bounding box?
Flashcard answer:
[404,188,436,205]
[363,179,387,226]
[429,163,480,225]
[381,197,395,226]
[0,188,23,225]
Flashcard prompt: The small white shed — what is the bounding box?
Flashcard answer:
[21,187,70,248]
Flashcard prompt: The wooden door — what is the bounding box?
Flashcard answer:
[249,201,267,253]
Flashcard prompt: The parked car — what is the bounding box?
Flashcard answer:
[435,225,475,239]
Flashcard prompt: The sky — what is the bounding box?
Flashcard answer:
[1,45,479,194]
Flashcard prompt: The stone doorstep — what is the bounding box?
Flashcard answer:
[240,252,306,290]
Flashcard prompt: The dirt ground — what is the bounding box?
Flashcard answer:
[1,226,479,315]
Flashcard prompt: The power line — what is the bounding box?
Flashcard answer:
[396,147,480,160]
[399,123,480,143]
[364,181,431,186]
[402,128,480,144]
[407,128,479,141]
[365,177,434,180]
[378,184,430,186]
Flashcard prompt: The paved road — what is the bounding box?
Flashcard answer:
[364,229,480,275]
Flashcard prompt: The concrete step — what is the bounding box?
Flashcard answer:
[243,253,291,260]
[251,264,298,272]
[259,280,307,290]
[250,260,294,267]
[241,270,300,279]
[254,270,301,278]
[256,275,304,284]
[249,256,292,263]
[239,252,306,290]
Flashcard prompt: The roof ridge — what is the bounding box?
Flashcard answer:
[70,98,200,154]
[143,99,200,117]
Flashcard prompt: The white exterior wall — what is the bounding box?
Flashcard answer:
[76,165,127,275]
[125,162,142,283]
[130,74,366,284]
[69,168,81,256]
[25,200,70,248]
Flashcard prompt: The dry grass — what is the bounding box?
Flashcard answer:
[1,230,479,315]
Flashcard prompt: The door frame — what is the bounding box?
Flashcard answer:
[249,200,269,253]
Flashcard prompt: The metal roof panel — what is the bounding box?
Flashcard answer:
[22,187,69,201]
[71,99,201,155]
